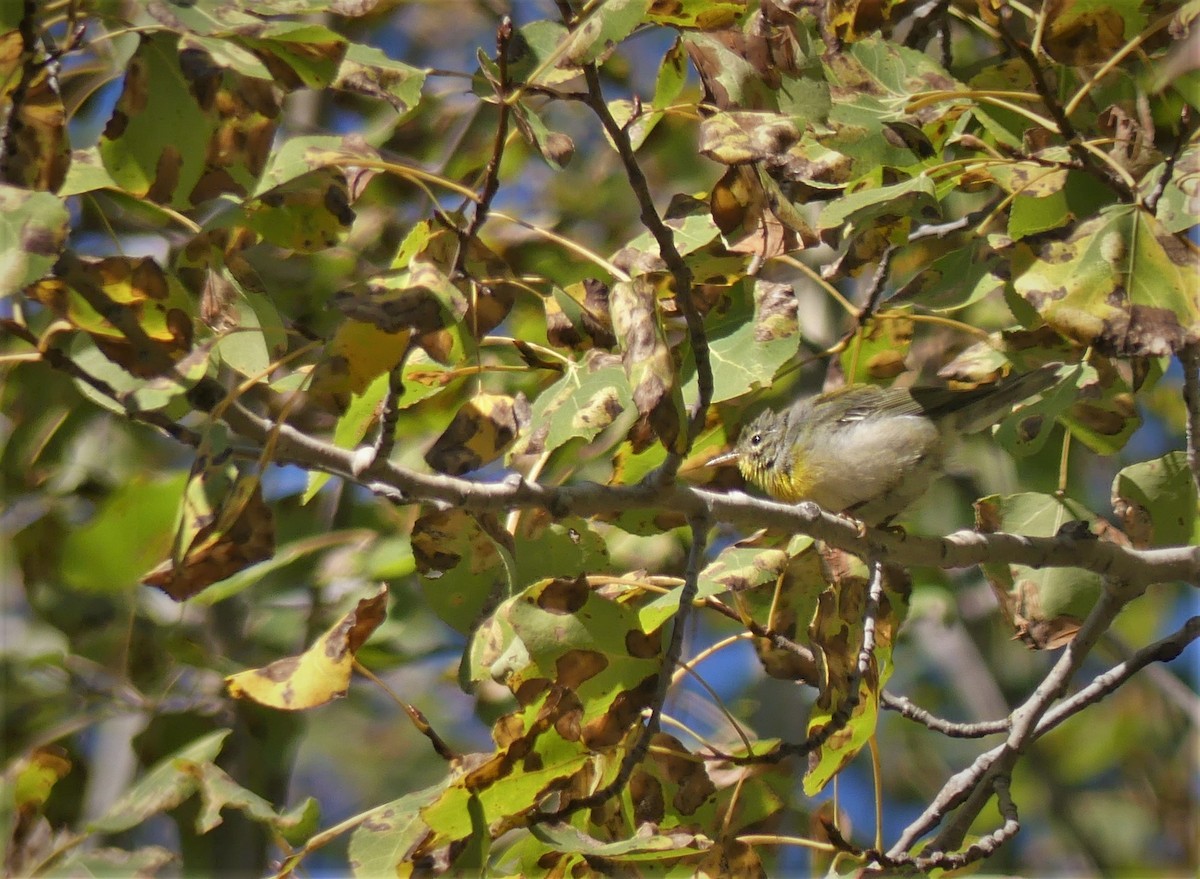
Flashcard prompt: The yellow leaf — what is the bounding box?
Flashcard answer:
[226,586,388,709]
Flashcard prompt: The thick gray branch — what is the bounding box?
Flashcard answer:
[220,401,1200,588]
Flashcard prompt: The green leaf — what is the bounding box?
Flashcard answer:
[558,0,651,67]
[251,134,379,197]
[348,785,448,877]
[89,730,232,833]
[976,492,1104,649]
[236,21,347,89]
[1112,451,1199,548]
[1007,169,1112,240]
[509,350,633,461]
[60,473,190,593]
[646,0,745,28]
[888,241,1004,313]
[98,32,219,207]
[818,174,939,232]
[0,186,68,297]
[334,43,427,115]
[702,279,801,404]
[1014,205,1200,357]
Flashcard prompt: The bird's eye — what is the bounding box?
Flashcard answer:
[749,433,762,447]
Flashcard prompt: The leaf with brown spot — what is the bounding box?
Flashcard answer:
[0,185,68,296]
[470,577,661,743]
[142,463,275,601]
[425,393,531,476]
[1013,206,1200,357]
[508,349,632,460]
[803,550,910,795]
[610,275,687,454]
[411,508,507,634]
[1111,451,1198,549]
[29,254,196,378]
[1043,0,1141,65]
[225,585,388,709]
[709,166,803,259]
[0,31,70,191]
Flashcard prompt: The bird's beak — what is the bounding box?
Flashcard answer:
[706,449,739,468]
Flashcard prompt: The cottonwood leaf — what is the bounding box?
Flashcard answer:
[225,585,388,709]
[1013,206,1200,357]
[976,493,1112,649]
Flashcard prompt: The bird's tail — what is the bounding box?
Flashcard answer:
[919,363,1064,434]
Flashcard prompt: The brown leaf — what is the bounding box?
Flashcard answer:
[0,32,70,190]
[143,474,275,601]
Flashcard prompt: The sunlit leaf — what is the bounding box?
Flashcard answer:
[225,585,388,709]
[1013,206,1200,357]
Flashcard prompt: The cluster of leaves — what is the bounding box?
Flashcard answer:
[2,0,1197,876]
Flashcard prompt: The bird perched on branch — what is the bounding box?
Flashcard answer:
[708,365,1061,524]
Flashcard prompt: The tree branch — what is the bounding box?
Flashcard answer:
[894,575,1144,857]
[1182,342,1200,498]
[211,399,1200,587]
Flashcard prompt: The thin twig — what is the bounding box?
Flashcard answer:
[897,575,1143,857]
[995,2,1134,201]
[880,692,1009,738]
[742,560,887,765]
[1033,615,1200,740]
[457,16,515,269]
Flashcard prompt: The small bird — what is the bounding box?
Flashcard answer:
[708,365,1060,524]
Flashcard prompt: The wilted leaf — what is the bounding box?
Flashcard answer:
[225,585,388,709]
[142,464,276,601]
[0,31,70,190]
[803,551,909,795]
[825,0,905,44]
[425,393,531,476]
[610,276,687,453]
[543,280,616,351]
[29,254,195,378]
